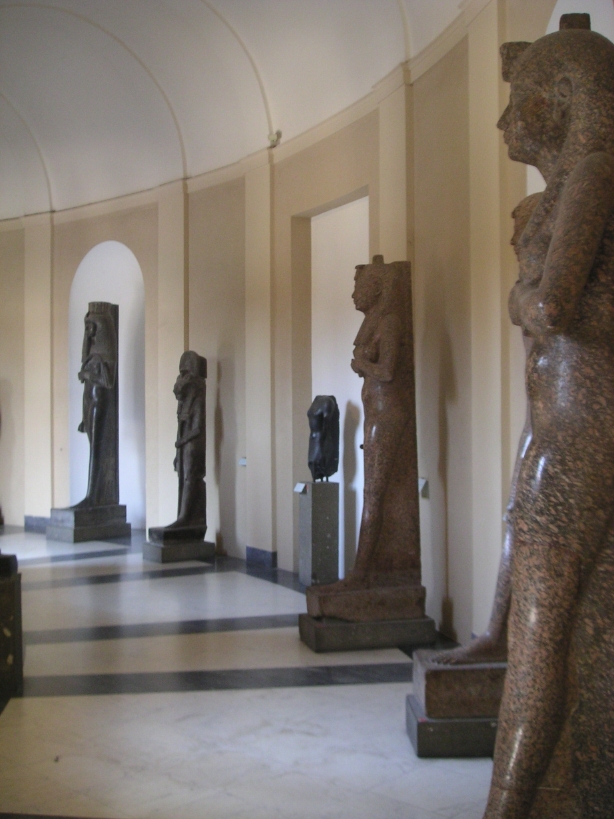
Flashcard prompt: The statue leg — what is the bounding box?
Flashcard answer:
[484,542,581,819]
[351,413,408,580]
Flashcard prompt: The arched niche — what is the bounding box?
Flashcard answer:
[69,240,146,528]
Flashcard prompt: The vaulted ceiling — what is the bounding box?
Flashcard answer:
[0,0,460,220]
[2,0,612,222]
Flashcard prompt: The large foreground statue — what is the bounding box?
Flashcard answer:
[470,14,614,819]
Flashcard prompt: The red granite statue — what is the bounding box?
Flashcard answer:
[480,14,614,818]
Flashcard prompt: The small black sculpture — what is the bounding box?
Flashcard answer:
[307,395,339,482]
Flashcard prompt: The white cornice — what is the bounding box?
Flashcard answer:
[459,0,493,27]
[408,12,467,83]
[187,148,270,194]
[0,215,24,233]
[51,184,162,225]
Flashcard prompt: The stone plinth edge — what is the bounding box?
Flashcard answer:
[299,613,436,652]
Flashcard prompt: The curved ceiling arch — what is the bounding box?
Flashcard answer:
[0,0,475,220]
[0,89,52,215]
[0,2,188,177]
[199,0,275,140]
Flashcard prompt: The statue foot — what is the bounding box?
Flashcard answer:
[430,634,507,665]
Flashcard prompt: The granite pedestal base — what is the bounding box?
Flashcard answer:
[47,505,131,542]
[406,694,498,758]
[299,613,436,652]
[298,481,339,587]
[406,648,506,757]
[143,525,215,563]
[0,554,23,699]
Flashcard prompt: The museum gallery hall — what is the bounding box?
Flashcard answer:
[1,1,612,818]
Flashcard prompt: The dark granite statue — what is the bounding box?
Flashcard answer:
[144,351,210,563]
[47,301,130,542]
[171,351,207,527]
[74,302,119,508]
[306,255,427,624]
[307,395,339,482]
[479,14,614,819]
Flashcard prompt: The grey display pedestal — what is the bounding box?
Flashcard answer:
[406,649,506,757]
[143,526,215,563]
[299,614,436,652]
[296,481,339,587]
[47,505,131,542]
[0,554,23,700]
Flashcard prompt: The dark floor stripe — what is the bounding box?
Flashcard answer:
[24,613,300,644]
[20,555,305,593]
[21,564,214,591]
[18,547,130,566]
[23,662,412,697]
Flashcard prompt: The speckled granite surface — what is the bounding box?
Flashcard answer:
[483,13,614,819]
[307,256,425,623]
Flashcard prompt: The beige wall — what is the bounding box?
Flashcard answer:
[0,225,25,526]
[189,178,246,556]
[413,38,472,641]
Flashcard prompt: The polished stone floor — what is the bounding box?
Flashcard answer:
[0,528,492,819]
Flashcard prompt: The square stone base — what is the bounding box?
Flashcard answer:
[299,613,436,652]
[413,649,506,718]
[47,505,131,543]
[142,539,215,563]
[406,694,497,758]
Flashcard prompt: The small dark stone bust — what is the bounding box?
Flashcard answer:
[307,395,339,482]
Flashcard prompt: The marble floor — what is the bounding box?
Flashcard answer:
[0,528,492,819]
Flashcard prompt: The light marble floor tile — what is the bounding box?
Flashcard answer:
[24,627,409,675]
[0,531,495,819]
[21,570,307,630]
[0,686,492,818]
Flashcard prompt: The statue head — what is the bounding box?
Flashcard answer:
[498,15,614,176]
[179,350,207,379]
[83,303,117,367]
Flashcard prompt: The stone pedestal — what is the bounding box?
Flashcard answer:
[299,613,435,652]
[143,525,215,563]
[46,505,131,543]
[406,648,506,757]
[0,554,23,699]
[297,481,339,587]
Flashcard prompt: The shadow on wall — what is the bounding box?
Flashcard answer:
[343,400,360,576]
[438,322,457,640]
[214,354,238,556]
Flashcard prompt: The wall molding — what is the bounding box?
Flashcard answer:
[459,0,494,27]
[408,13,467,83]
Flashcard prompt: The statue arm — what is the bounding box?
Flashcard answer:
[510,153,614,336]
[351,314,401,382]
[175,396,204,447]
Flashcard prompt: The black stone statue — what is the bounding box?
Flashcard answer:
[47,301,130,542]
[74,302,119,508]
[307,395,339,482]
[171,351,207,527]
[144,351,210,562]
